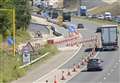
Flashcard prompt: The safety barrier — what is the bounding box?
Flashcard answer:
[43,39,100,83]
[47,35,97,48]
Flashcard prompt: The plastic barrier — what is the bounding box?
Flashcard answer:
[47,35,97,49]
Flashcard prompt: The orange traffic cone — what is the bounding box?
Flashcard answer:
[81,60,85,65]
[46,80,48,83]
[72,64,77,72]
[61,71,66,80]
[84,58,88,63]
[54,76,58,83]
[90,53,92,57]
[77,63,80,69]
[67,69,71,76]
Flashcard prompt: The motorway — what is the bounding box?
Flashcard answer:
[31,16,120,83]
[62,18,120,83]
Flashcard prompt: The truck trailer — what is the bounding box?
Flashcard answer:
[100,25,118,50]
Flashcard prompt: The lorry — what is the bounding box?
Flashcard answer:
[80,6,87,16]
[100,25,118,50]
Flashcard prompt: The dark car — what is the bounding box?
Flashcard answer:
[52,12,58,19]
[96,27,101,33]
[87,59,103,71]
[53,31,62,37]
[77,23,84,29]
[63,12,71,22]
[92,14,97,18]
[115,16,120,24]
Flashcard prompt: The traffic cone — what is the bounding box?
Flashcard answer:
[54,76,57,83]
[77,63,80,69]
[90,54,92,57]
[61,71,66,80]
[67,69,71,76]
[46,80,48,83]
[84,58,88,63]
[81,60,85,65]
[87,56,90,61]
[72,64,77,72]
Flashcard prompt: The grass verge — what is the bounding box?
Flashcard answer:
[0,50,26,83]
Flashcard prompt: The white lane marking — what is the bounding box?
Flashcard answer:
[33,38,83,83]
[113,65,117,69]
[63,51,100,83]
[116,62,118,65]
[99,82,102,83]
[103,77,106,80]
[111,69,114,72]
[107,73,111,76]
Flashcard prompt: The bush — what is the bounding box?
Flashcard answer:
[39,44,58,55]
[0,51,26,83]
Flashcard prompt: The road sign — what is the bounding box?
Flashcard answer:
[22,46,30,64]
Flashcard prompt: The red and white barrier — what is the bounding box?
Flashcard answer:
[47,35,97,49]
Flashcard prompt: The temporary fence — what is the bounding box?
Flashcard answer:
[47,35,97,48]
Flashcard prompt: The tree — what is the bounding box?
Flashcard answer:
[0,11,12,39]
[0,0,31,31]
[12,0,31,30]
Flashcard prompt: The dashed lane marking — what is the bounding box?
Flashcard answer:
[103,77,106,80]
[116,62,118,65]
[107,73,111,76]
[111,69,114,72]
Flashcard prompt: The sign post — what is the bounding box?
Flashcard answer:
[22,46,31,64]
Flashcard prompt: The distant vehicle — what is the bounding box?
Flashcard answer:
[91,14,97,18]
[96,27,101,33]
[80,6,87,16]
[100,25,118,50]
[77,23,84,29]
[63,12,71,22]
[52,12,58,19]
[104,12,112,20]
[87,59,103,71]
[97,15,104,20]
[53,31,62,36]
[87,14,92,18]
[115,16,120,24]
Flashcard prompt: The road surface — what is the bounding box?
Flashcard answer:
[65,18,120,83]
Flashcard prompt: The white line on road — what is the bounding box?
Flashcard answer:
[111,69,114,72]
[116,62,118,65]
[119,60,120,63]
[64,51,100,83]
[107,73,111,76]
[103,77,106,80]
[33,42,83,83]
[33,34,101,83]
[113,65,117,69]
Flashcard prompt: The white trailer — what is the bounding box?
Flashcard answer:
[101,25,118,50]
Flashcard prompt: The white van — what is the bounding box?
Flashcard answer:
[104,12,112,20]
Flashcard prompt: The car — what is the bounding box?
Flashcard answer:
[52,12,58,19]
[91,14,97,18]
[63,12,71,22]
[77,23,84,29]
[87,59,103,71]
[96,27,101,33]
[97,15,104,20]
[53,31,62,37]
[115,16,120,24]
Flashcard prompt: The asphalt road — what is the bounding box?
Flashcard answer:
[61,18,120,83]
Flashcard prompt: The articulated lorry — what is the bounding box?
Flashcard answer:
[80,6,87,16]
[100,25,118,50]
